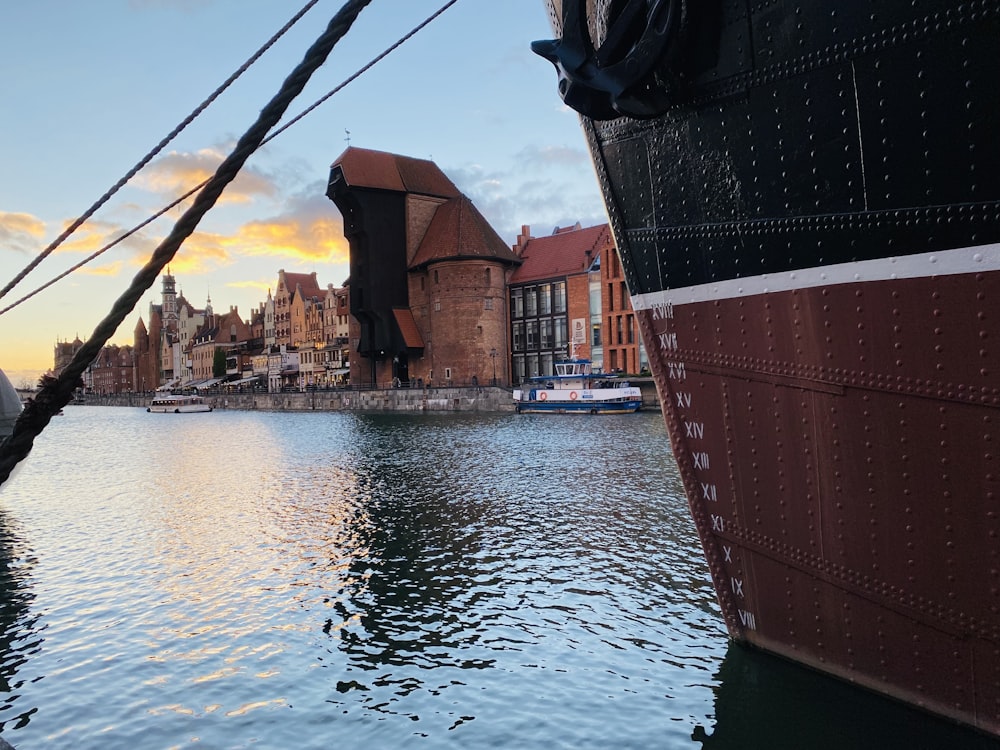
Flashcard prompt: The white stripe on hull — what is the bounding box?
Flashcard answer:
[631,241,1000,311]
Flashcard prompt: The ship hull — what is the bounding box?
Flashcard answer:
[539,0,1000,736]
[635,260,999,734]
[515,400,641,414]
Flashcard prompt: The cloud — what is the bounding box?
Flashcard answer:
[0,212,46,254]
[226,191,349,264]
[513,143,590,168]
[226,278,273,297]
[447,162,606,242]
[134,148,277,205]
[123,189,349,277]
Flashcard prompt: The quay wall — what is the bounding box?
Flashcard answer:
[84,379,661,413]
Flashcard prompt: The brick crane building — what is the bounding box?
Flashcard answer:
[326,147,521,388]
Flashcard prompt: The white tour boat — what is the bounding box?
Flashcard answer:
[147,394,212,413]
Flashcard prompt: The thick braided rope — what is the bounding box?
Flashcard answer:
[0,0,374,486]
[0,0,321,303]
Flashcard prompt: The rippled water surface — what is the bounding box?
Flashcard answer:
[0,407,993,749]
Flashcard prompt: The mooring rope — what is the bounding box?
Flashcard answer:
[0,0,374,486]
[0,0,322,303]
[0,183,205,318]
[0,0,461,318]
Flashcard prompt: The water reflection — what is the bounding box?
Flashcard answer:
[697,642,998,749]
[0,509,39,734]
[0,408,991,748]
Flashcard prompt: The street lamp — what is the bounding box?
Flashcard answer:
[490,348,497,386]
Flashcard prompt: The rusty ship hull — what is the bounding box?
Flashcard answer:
[538,0,1000,735]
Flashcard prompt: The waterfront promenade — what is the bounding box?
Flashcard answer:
[81,379,662,413]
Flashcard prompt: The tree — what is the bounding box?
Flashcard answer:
[212,348,227,378]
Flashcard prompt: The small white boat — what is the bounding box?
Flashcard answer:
[513,359,642,414]
[147,394,212,413]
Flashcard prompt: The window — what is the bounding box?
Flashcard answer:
[484,297,493,311]
[526,354,539,378]
[627,314,635,344]
[620,281,628,308]
[434,270,439,284]
[512,322,525,352]
[592,323,602,346]
[617,316,624,345]
[541,319,553,349]
[539,284,552,315]
[554,282,566,313]
[513,355,526,383]
[526,320,539,348]
[485,267,491,285]
[445,367,452,380]
[607,283,615,310]
[538,353,552,376]
[554,317,567,350]
[525,286,537,316]
[511,289,524,319]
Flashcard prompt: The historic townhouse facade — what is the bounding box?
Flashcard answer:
[507,223,603,383]
[89,344,135,395]
[507,222,645,383]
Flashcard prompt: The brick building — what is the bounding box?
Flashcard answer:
[274,270,324,348]
[190,306,253,385]
[89,344,135,395]
[601,236,647,374]
[508,222,645,383]
[327,147,521,387]
[508,223,606,383]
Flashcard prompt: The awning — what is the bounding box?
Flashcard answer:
[194,378,223,390]
[156,378,181,391]
[227,375,261,385]
[392,308,424,350]
[327,368,350,376]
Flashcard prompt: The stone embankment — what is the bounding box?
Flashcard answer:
[86,379,661,413]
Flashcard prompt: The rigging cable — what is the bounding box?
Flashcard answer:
[0,0,375,486]
[0,0,461,318]
[0,0,323,303]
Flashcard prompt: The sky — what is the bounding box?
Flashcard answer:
[0,0,608,387]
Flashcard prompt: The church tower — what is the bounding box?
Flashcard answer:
[162,271,178,329]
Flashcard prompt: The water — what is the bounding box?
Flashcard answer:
[0,407,993,749]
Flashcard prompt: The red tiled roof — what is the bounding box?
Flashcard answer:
[392,308,424,350]
[410,197,521,269]
[331,147,461,198]
[509,223,611,283]
[282,272,322,300]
